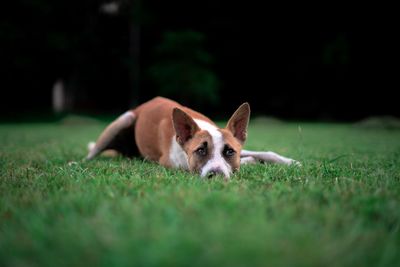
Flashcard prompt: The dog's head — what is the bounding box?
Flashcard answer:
[172,103,250,178]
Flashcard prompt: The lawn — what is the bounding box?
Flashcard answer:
[0,119,399,267]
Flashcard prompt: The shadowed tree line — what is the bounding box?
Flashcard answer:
[0,1,397,121]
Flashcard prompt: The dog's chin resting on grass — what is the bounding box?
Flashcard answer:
[86,97,300,178]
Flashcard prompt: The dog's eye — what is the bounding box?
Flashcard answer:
[195,143,207,156]
[223,146,235,157]
[195,147,207,156]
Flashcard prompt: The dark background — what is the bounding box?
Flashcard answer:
[1,1,398,121]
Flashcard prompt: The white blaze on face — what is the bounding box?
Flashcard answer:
[194,120,232,178]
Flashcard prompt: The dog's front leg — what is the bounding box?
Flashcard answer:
[240,156,258,165]
[240,150,300,166]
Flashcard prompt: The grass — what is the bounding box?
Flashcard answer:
[1,119,400,267]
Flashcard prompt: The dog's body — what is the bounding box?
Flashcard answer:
[87,97,298,178]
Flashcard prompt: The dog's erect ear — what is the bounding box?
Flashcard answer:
[226,103,250,144]
[172,108,200,146]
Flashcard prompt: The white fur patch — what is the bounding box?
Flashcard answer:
[169,138,189,169]
[87,141,96,152]
[194,120,232,178]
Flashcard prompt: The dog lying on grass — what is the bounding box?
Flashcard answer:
[86,97,299,178]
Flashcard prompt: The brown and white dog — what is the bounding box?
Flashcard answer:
[86,97,299,178]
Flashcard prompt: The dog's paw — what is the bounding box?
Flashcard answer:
[290,159,302,167]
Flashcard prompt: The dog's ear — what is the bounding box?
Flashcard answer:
[226,103,250,144]
[172,108,200,146]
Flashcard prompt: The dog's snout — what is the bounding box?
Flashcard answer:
[207,168,223,178]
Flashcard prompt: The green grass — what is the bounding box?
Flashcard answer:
[1,120,400,267]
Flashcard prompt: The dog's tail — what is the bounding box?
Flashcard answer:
[85,111,136,160]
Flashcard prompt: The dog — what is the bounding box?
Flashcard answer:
[86,97,299,178]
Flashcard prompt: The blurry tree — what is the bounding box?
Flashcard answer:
[148,31,219,106]
[322,33,349,66]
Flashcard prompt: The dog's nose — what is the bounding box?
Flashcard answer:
[207,168,223,178]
